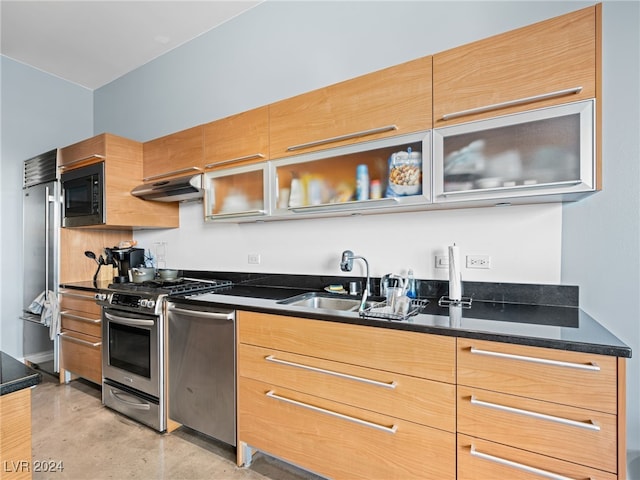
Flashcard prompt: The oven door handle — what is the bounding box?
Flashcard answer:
[104,311,156,327]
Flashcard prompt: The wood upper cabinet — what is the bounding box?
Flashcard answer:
[433,5,600,127]
[60,133,179,229]
[203,106,269,170]
[143,125,204,181]
[59,133,107,171]
[269,55,433,159]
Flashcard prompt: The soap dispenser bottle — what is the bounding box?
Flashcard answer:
[406,269,417,299]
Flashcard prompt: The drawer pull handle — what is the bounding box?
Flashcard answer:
[60,292,98,301]
[109,389,151,410]
[204,153,265,169]
[143,166,203,182]
[265,355,397,389]
[441,180,584,197]
[286,125,398,152]
[59,154,106,170]
[441,86,583,121]
[469,445,584,480]
[469,347,600,371]
[470,396,600,431]
[266,390,397,434]
[59,332,101,348]
[60,312,101,324]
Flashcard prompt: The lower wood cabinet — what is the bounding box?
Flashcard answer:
[237,311,456,479]
[457,338,625,479]
[236,312,626,479]
[0,388,32,480]
[59,290,102,385]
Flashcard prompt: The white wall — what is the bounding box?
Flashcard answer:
[0,56,93,356]
[135,201,562,283]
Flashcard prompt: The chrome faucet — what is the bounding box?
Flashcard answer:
[340,250,370,312]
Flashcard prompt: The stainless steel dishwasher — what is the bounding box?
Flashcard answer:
[166,301,236,446]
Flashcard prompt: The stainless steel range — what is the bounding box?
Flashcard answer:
[96,278,231,431]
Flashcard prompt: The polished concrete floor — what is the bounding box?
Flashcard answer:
[31,373,321,480]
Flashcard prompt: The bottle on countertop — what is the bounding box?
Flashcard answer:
[406,269,417,299]
[356,164,369,201]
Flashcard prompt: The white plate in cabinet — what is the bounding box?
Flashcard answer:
[433,100,596,206]
[457,434,617,480]
[203,163,272,222]
[271,131,432,219]
[239,377,456,480]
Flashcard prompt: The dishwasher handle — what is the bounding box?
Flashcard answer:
[167,305,235,321]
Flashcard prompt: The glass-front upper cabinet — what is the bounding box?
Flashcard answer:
[204,163,271,222]
[433,100,596,205]
[270,131,431,218]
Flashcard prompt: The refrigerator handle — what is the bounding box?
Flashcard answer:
[45,185,50,300]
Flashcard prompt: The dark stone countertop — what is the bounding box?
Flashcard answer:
[60,272,632,358]
[1,351,42,396]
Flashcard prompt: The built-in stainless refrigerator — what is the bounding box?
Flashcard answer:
[21,149,59,375]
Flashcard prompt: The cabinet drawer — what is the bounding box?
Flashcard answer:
[59,292,101,316]
[239,344,455,432]
[60,310,101,337]
[457,338,617,413]
[238,312,455,383]
[239,377,455,480]
[60,331,102,385]
[457,386,617,473]
[457,434,617,480]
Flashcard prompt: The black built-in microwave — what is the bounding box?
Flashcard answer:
[61,162,105,227]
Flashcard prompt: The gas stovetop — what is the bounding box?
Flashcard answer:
[99,278,233,314]
[107,278,232,296]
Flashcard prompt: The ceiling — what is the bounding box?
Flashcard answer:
[0,1,262,90]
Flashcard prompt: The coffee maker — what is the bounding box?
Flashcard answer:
[105,247,145,283]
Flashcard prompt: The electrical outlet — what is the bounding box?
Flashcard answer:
[248,253,261,265]
[435,255,449,268]
[466,254,491,269]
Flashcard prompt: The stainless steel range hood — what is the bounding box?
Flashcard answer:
[131,174,203,202]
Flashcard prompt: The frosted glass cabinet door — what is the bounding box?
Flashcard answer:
[433,100,596,204]
[204,163,271,221]
[271,131,431,218]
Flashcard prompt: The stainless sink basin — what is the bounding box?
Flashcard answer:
[278,292,378,312]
